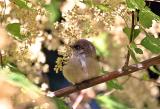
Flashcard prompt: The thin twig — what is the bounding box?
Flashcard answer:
[129,75,160,86]
[121,75,130,85]
[124,51,130,67]
[124,11,135,67]
[72,91,85,109]
[49,55,160,97]
[104,89,116,96]
[104,76,130,96]
[130,11,135,43]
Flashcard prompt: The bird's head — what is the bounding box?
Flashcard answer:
[71,39,96,58]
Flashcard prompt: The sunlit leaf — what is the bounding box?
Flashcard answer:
[130,42,137,49]
[107,80,123,90]
[6,23,21,36]
[92,33,109,57]
[126,0,145,10]
[141,35,160,53]
[130,42,143,54]
[142,73,149,81]
[101,67,108,74]
[83,0,93,7]
[123,27,140,41]
[83,0,110,12]
[96,4,109,12]
[43,1,61,22]
[149,66,160,76]
[128,46,139,63]
[10,0,31,9]
[6,23,26,41]
[123,27,130,39]
[139,8,160,28]
[0,64,42,98]
[54,97,70,109]
[96,95,130,109]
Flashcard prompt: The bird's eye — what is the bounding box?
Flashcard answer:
[73,45,81,50]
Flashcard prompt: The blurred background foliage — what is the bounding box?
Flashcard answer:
[0,0,160,109]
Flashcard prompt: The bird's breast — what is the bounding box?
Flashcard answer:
[63,57,100,84]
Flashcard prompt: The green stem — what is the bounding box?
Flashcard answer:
[124,11,135,67]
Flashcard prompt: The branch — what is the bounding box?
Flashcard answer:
[50,55,160,97]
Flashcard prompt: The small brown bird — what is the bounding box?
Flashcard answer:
[63,39,100,84]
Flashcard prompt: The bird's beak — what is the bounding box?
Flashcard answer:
[70,45,76,50]
[70,45,74,49]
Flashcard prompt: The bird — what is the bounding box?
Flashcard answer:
[63,39,101,84]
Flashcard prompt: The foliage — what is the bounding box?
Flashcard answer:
[10,0,31,9]
[141,35,160,53]
[43,0,61,22]
[0,64,42,98]
[0,0,160,109]
[125,0,160,55]
[107,80,123,90]
[54,97,70,109]
[96,95,130,109]
[139,8,160,28]
[149,66,160,76]
[6,23,26,41]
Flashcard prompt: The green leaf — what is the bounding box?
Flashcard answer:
[149,66,160,76]
[123,27,140,41]
[92,32,109,57]
[142,73,149,80]
[107,80,123,90]
[83,0,110,12]
[83,0,94,7]
[54,97,70,109]
[130,42,137,49]
[6,23,26,41]
[126,0,145,10]
[128,46,139,63]
[43,1,61,22]
[134,48,143,54]
[130,42,143,54]
[96,95,130,109]
[0,64,42,98]
[139,8,160,28]
[141,35,160,53]
[123,27,130,38]
[6,23,20,36]
[96,4,109,12]
[10,0,31,9]
[101,67,108,74]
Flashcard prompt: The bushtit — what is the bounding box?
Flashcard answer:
[63,39,100,84]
